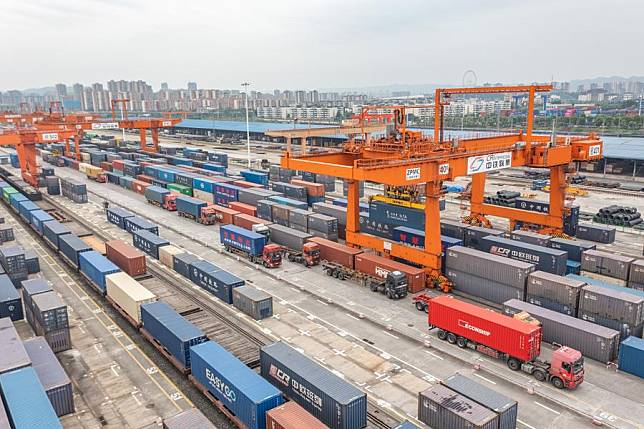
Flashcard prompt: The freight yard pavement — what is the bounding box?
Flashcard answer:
[0,206,199,429]
[44,164,644,429]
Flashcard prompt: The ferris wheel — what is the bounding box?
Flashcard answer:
[462,70,478,87]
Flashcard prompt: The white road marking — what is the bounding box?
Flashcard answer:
[382,331,399,339]
[516,419,537,429]
[345,313,360,321]
[534,401,561,415]
[425,350,444,360]
[315,299,329,306]
[473,373,497,385]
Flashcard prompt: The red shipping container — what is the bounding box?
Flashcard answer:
[354,252,426,293]
[212,206,239,224]
[136,174,153,184]
[307,236,363,269]
[112,159,125,171]
[291,179,325,197]
[233,213,270,230]
[100,161,113,172]
[229,202,257,216]
[266,401,328,429]
[131,179,150,195]
[233,180,264,189]
[428,296,542,362]
[105,240,147,276]
[139,161,152,168]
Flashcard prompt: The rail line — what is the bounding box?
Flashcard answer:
[40,192,401,429]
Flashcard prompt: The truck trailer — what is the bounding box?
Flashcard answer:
[219,224,282,268]
[427,295,584,389]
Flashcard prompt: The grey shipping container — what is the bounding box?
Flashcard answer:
[548,237,595,262]
[257,199,277,221]
[239,188,271,206]
[288,208,310,232]
[0,227,13,243]
[480,235,567,275]
[527,271,585,316]
[578,311,643,339]
[25,249,40,274]
[308,213,338,235]
[0,275,23,321]
[581,249,633,281]
[0,319,31,374]
[261,342,367,429]
[463,226,505,249]
[312,202,347,225]
[31,291,69,332]
[445,246,534,289]
[447,269,524,305]
[510,230,551,247]
[442,374,518,429]
[271,204,292,227]
[268,224,312,251]
[441,219,468,240]
[163,408,217,429]
[576,223,616,244]
[578,284,644,326]
[630,259,644,285]
[23,337,74,416]
[503,299,620,363]
[232,285,273,320]
[418,384,498,429]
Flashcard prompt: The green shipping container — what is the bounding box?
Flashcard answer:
[167,183,193,196]
[2,187,19,203]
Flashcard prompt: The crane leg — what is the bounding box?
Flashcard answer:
[345,179,360,248]
[151,128,159,153]
[140,129,147,151]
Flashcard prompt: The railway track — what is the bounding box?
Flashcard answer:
[41,193,401,429]
[501,174,644,198]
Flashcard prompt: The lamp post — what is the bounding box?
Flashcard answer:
[241,82,251,168]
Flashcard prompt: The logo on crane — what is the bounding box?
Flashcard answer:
[589,145,601,157]
[406,167,421,181]
[467,152,512,175]
[41,133,59,142]
[91,122,119,130]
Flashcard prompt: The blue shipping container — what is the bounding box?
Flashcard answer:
[214,183,241,200]
[202,163,226,174]
[240,170,269,186]
[331,198,370,212]
[480,235,568,275]
[42,220,71,250]
[549,237,596,262]
[79,251,120,293]
[173,253,201,279]
[190,341,283,429]
[268,196,308,210]
[0,274,23,321]
[125,216,159,235]
[193,177,218,194]
[220,225,266,257]
[132,229,169,259]
[144,185,170,204]
[189,260,243,304]
[566,260,581,275]
[58,234,92,268]
[392,226,464,250]
[176,196,207,219]
[618,336,644,379]
[106,207,135,229]
[140,301,208,369]
[30,210,54,235]
[9,193,28,211]
[0,366,63,429]
[156,167,177,183]
[368,200,445,229]
[18,200,40,222]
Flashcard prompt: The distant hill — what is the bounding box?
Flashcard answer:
[18,86,56,96]
[320,83,450,97]
[570,76,644,88]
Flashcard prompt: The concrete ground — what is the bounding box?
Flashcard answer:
[44,162,644,429]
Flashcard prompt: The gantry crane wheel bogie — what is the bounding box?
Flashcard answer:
[279,85,604,288]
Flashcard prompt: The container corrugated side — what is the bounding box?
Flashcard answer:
[527,271,585,315]
[59,234,92,268]
[579,284,644,326]
[630,259,644,285]
[0,321,31,374]
[159,245,184,270]
[173,253,200,279]
[79,250,121,292]
[503,299,620,363]
[132,229,170,259]
[0,367,62,429]
[106,272,156,323]
[190,341,284,429]
[265,401,329,429]
[23,337,74,416]
[479,235,567,275]
[268,224,312,251]
[447,269,524,304]
[442,374,517,429]
[163,408,217,429]
[232,285,273,320]
[261,341,367,429]
[445,246,534,289]
[581,249,633,281]
[0,275,22,321]
[418,385,498,429]
[618,336,644,379]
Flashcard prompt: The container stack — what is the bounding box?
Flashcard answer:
[0,226,14,243]
[60,177,88,203]
[548,237,596,275]
[580,249,634,285]
[577,282,644,338]
[526,271,585,316]
[29,291,72,352]
[0,245,28,286]
[478,235,568,275]
[307,213,338,241]
[0,274,23,321]
[418,384,499,429]
[46,176,60,195]
[445,246,535,304]
[629,260,644,290]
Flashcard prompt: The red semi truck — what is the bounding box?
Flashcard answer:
[427,296,584,389]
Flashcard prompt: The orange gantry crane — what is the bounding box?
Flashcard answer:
[0,128,77,186]
[279,84,603,289]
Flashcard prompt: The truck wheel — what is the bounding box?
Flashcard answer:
[262,261,268,268]
[415,302,425,312]
[325,269,333,276]
[551,377,565,389]
[370,284,378,292]
[507,358,521,371]
[386,291,393,299]
[456,337,468,348]
[533,370,547,382]
[446,333,457,344]
[437,330,447,340]
[338,273,346,280]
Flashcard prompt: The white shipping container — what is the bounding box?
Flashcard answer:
[80,153,90,162]
[193,189,214,204]
[106,272,156,323]
[159,245,184,269]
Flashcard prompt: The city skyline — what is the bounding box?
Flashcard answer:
[2,0,642,90]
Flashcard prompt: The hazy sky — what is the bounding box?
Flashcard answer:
[2,0,643,91]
